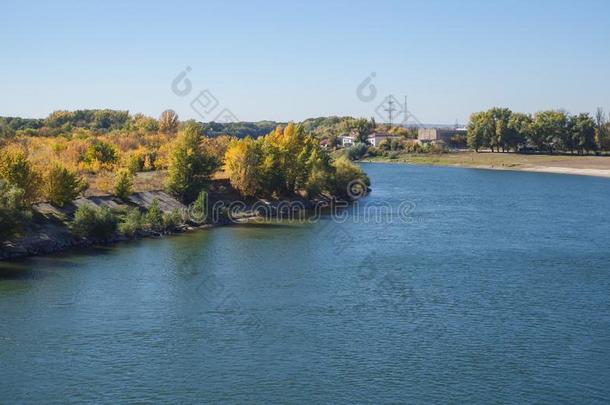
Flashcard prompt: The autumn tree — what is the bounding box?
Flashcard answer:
[224,137,262,197]
[159,110,179,134]
[0,150,41,205]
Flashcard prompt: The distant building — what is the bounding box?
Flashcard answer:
[341,135,355,147]
[319,139,330,149]
[418,128,466,144]
[367,132,401,147]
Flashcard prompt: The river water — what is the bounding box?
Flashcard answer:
[1,163,610,403]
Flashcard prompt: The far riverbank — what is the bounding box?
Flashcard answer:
[362,151,610,179]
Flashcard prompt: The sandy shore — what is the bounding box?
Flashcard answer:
[364,152,610,179]
[479,165,610,178]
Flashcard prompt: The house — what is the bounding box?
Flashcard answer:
[319,139,330,149]
[341,135,355,147]
[418,128,466,144]
[367,132,401,147]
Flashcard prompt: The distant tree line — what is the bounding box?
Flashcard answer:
[468,108,609,154]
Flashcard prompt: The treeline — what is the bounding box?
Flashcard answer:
[467,108,610,154]
[1,116,368,241]
[224,122,369,199]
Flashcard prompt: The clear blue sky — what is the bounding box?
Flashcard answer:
[2,0,609,124]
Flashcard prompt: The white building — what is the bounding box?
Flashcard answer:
[341,136,355,147]
[367,132,401,147]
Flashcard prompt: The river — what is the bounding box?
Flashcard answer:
[1,163,610,403]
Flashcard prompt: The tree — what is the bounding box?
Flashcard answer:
[569,113,596,155]
[84,140,117,165]
[165,124,218,202]
[507,113,531,151]
[531,110,568,153]
[131,113,159,132]
[0,150,41,205]
[43,164,88,206]
[489,107,513,152]
[113,168,134,200]
[352,118,375,144]
[159,110,179,133]
[467,111,493,152]
[224,137,262,197]
[595,108,606,152]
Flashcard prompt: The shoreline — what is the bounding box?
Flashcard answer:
[1,186,323,262]
[362,152,610,179]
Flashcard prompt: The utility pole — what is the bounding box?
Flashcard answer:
[384,95,397,126]
[404,95,408,125]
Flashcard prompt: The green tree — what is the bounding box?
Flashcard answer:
[130,113,159,132]
[84,140,117,165]
[507,112,532,151]
[352,118,375,144]
[467,111,493,152]
[531,110,568,153]
[44,164,88,206]
[113,168,134,200]
[165,124,218,202]
[569,113,596,154]
[144,199,164,231]
[0,180,29,240]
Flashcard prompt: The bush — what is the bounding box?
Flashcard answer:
[144,199,164,231]
[71,205,118,239]
[190,190,209,224]
[0,151,41,205]
[163,209,184,232]
[0,180,29,240]
[83,140,117,165]
[113,168,134,200]
[331,157,371,200]
[117,207,143,237]
[346,142,369,161]
[44,164,88,206]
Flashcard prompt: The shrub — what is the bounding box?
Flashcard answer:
[162,209,184,232]
[346,142,369,161]
[0,150,41,205]
[113,169,134,200]
[144,199,164,231]
[84,140,117,165]
[118,207,142,237]
[189,190,209,224]
[44,164,88,206]
[331,157,371,200]
[71,205,118,238]
[0,180,29,240]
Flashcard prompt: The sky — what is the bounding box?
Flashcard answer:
[1,0,610,124]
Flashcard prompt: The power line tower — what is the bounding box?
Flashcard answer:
[384,95,397,125]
